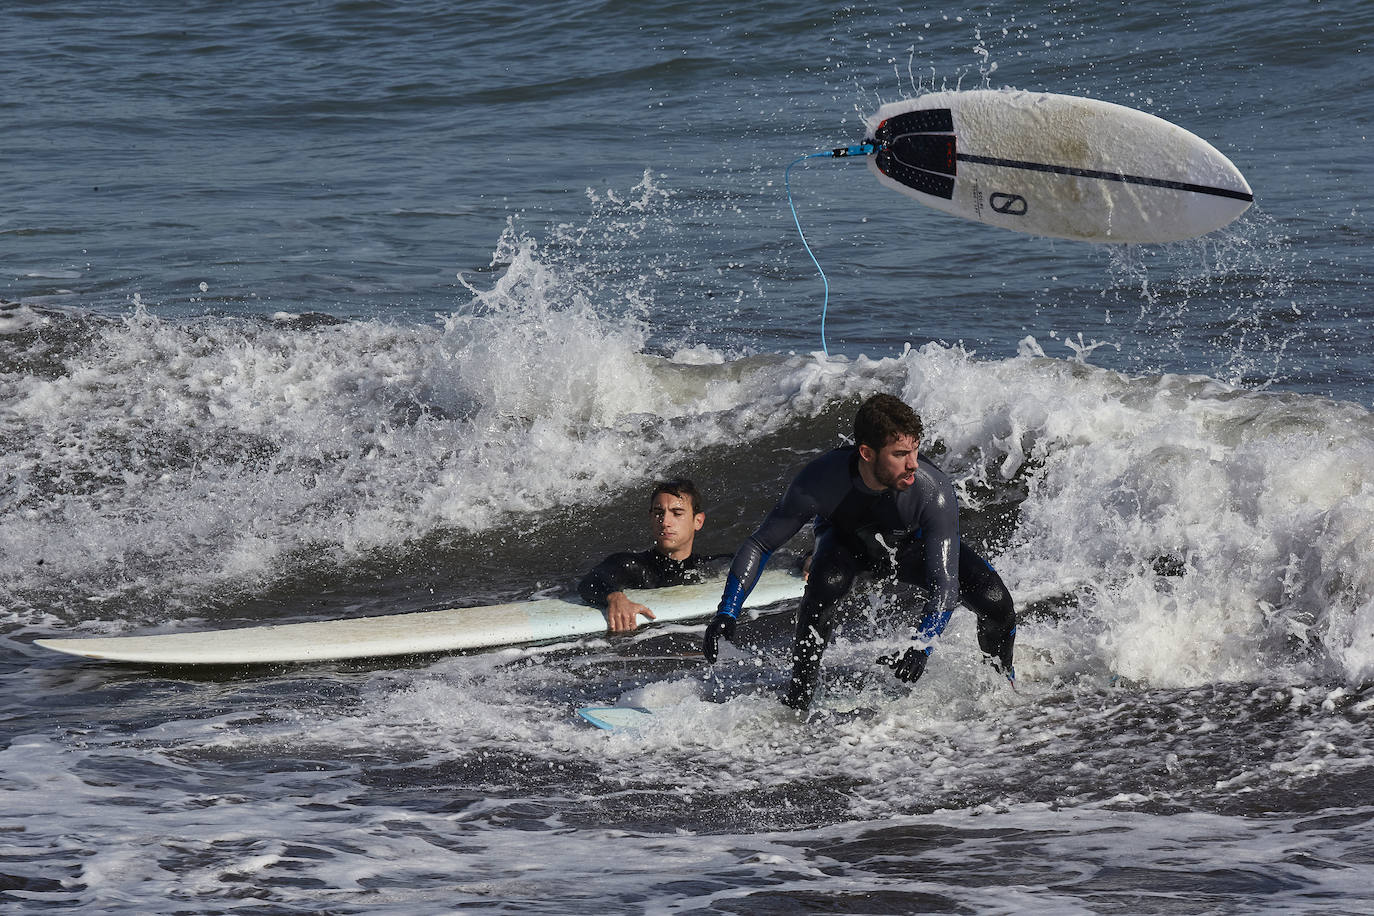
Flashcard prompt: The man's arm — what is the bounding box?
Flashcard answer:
[912,479,961,640]
[881,475,962,682]
[718,486,816,616]
[578,553,658,633]
[703,482,817,662]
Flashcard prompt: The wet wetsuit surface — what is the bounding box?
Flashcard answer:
[717,446,1015,707]
[578,549,728,607]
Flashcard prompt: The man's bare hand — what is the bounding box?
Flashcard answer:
[606,592,656,633]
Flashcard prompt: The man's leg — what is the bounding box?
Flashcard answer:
[784,535,858,710]
[894,539,1017,676]
[958,542,1017,676]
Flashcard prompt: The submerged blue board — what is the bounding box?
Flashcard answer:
[577,706,655,731]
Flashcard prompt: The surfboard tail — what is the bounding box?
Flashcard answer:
[869,108,958,200]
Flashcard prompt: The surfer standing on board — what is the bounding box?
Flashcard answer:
[579,479,727,633]
[702,393,1017,710]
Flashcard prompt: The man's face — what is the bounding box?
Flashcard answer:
[650,492,704,558]
[862,434,919,490]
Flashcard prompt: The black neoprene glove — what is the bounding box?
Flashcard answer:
[878,646,930,683]
[702,613,736,663]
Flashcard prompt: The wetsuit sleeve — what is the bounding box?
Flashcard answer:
[578,552,656,607]
[911,480,961,645]
[717,479,819,618]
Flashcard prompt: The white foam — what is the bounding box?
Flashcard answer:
[0,302,55,334]
[888,340,1374,685]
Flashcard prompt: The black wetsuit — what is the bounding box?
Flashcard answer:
[715,446,1015,708]
[578,549,727,607]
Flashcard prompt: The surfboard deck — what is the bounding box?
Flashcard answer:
[34,569,804,666]
[865,89,1253,243]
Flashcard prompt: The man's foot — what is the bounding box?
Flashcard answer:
[782,679,814,711]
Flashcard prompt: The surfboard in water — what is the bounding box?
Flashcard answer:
[33,569,804,666]
[865,89,1253,243]
[577,706,655,731]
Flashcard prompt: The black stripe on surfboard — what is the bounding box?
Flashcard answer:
[956,153,1254,203]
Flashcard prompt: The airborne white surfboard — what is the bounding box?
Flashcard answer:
[865,89,1253,243]
[34,570,804,666]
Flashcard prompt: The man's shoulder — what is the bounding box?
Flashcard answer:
[591,547,656,566]
[581,549,657,586]
[902,461,957,511]
[917,457,955,490]
[810,445,855,467]
[680,552,732,582]
[795,446,856,484]
[685,552,733,569]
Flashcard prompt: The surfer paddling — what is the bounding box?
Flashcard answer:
[579,479,727,633]
[703,393,1017,709]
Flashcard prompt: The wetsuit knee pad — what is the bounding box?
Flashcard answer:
[793,540,858,649]
[958,546,1016,668]
[972,583,1015,670]
[794,590,842,647]
[808,563,854,606]
[958,547,1013,622]
[804,535,859,605]
[975,583,1015,627]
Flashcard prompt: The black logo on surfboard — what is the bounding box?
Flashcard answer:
[990,193,1027,216]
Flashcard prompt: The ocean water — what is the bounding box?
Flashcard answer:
[3,0,1373,912]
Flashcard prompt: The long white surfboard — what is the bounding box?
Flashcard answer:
[865,89,1253,243]
[34,569,804,666]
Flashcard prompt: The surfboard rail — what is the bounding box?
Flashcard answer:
[34,569,805,666]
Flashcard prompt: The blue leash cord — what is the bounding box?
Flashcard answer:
[785,152,834,355]
[785,144,877,357]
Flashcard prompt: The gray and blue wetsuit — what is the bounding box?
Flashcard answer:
[716,446,1015,707]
